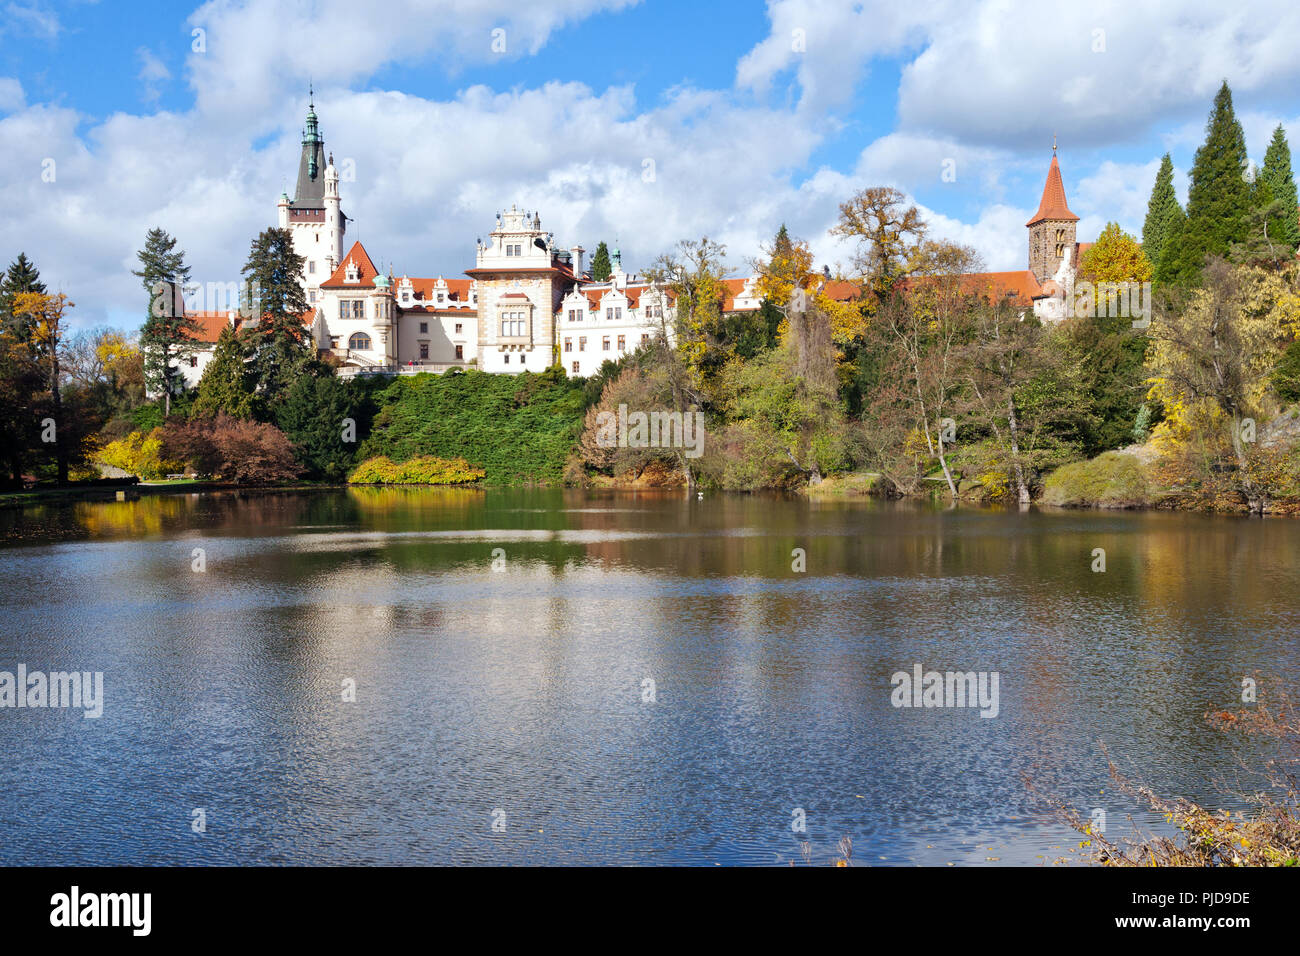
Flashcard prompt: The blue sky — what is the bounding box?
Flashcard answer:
[3,0,1300,329]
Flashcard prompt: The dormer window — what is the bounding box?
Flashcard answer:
[345,261,360,283]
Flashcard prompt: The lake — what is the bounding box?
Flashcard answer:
[0,488,1296,865]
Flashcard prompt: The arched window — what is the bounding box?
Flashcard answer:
[349,332,372,350]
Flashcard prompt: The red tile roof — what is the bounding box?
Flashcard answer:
[322,241,381,288]
[1027,154,1079,225]
[183,311,237,343]
[901,270,1042,307]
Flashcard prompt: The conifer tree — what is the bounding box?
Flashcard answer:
[1141,154,1182,270]
[1260,124,1300,251]
[192,324,257,420]
[0,253,47,340]
[134,228,197,415]
[590,241,612,282]
[240,226,310,409]
[1159,82,1251,283]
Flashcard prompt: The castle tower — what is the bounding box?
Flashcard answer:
[1026,143,1079,283]
[281,88,346,301]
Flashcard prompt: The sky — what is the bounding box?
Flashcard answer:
[3,0,1300,330]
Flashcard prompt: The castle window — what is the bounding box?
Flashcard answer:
[455,323,462,334]
[341,300,364,319]
[572,361,580,374]
[308,261,315,273]
[641,334,650,345]
[602,336,611,351]
[348,332,371,350]
[1055,244,1065,258]
[455,345,463,360]
[419,322,428,333]
[564,338,572,353]
[579,336,586,352]
[504,353,510,364]
[617,335,625,351]
[419,343,428,360]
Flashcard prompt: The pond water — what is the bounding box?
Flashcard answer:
[0,488,1295,865]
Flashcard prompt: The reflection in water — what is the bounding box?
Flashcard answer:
[0,489,1297,865]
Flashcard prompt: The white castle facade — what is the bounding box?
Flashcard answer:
[180,97,766,388]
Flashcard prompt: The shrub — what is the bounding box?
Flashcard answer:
[1041,450,1151,508]
[93,428,183,480]
[161,413,300,484]
[347,455,485,485]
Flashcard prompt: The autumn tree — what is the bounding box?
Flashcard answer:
[881,239,986,497]
[1078,222,1153,285]
[1146,258,1284,512]
[956,299,1076,504]
[831,186,927,297]
[12,292,73,482]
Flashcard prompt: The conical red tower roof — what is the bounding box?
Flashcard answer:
[1026,153,1079,226]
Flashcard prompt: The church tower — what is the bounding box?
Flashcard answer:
[1026,143,1079,283]
[276,88,346,303]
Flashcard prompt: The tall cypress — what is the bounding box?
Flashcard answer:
[1141,154,1182,270]
[1260,124,1300,251]
[1161,82,1251,283]
[590,241,612,282]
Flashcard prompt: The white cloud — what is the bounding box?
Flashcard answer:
[2,1,60,40]
[0,77,24,112]
[136,48,171,105]
[8,0,1300,329]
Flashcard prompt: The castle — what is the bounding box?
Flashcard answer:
[177,100,1086,388]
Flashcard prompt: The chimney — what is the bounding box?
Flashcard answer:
[570,245,585,278]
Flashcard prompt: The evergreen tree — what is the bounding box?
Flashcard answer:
[1141,154,1182,269]
[1160,82,1251,283]
[0,253,47,340]
[773,223,793,260]
[240,226,310,408]
[590,241,612,282]
[1260,124,1300,251]
[133,228,196,416]
[1155,201,1189,283]
[192,324,257,420]
[276,373,372,480]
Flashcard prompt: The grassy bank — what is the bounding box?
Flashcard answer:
[361,369,587,484]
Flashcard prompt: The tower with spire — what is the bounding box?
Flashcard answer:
[276,87,347,302]
[1026,139,1080,283]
